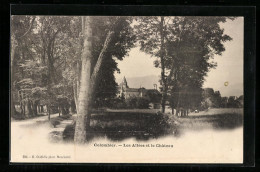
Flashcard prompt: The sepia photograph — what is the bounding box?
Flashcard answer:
[10,15,244,163]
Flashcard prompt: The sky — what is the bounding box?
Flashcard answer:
[115,17,244,97]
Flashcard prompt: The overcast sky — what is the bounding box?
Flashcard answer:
[115,17,244,97]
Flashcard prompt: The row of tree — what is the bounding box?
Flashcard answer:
[11,16,234,143]
[11,16,135,120]
[201,88,244,108]
[134,16,234,115]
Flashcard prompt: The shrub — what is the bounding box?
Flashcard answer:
[125,97,150,109]
[110,98,127,109]
[110,97,150,109]
[125,97,138,108]
[136,97,150,109]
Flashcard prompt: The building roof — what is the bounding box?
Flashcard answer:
[125,88,140,92]
[146,89,160,94]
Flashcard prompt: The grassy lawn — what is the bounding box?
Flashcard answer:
[63,108,243,142]
[63,110,176,142]
[177,108,243,131]
[103,108,160,113]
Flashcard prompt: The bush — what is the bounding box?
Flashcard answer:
[136,98,150,109]
[109,97,150,109]
[115,102,127,109]
[110,98,127,109]
[125,97,137,108]
[125,97,149,109]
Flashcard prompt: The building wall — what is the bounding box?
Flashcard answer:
[125,91,140,99]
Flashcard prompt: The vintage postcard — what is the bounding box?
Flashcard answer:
[10,15,244,163]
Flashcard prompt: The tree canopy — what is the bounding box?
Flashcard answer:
[11,15,235,143]
[10,16,135,119]
[135,16,234,114]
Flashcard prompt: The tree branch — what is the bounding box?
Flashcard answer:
[90,17,121,85]
[90,30,115,84]
[19,17,36,39]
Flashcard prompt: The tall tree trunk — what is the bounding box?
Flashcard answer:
[74,16,93,144]
[47,104,51,121]
[73,80,78,113]
[61,103,69,116]
[40,105,43,113]
[58,106,61,116]
[10,37,18,118]
[74,16,117,144]
[77,61,81,110]
[159,16,167,113]
[20,101,25,117]
[47,52,57,84]
[172,107,174,115]
[32,100,39,116]
[23,104,26,117]
[70,99,76,114]
[27,99,33,117]
[11,17,35,118]
[24,99,32,118]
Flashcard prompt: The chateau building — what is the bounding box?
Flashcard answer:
[117,76,161,102]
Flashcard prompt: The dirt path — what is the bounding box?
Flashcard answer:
[48,115,76,143]
[11,113,76,143]
[11,113,60,128]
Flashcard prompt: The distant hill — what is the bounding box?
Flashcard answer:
[116,75,161,89]
[116,75,243,97]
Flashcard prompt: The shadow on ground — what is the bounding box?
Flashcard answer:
[63,112,177,142]
[11,113,46,121]
[63,110,243,143]
[19,114,72,128]
[178,113,243,131]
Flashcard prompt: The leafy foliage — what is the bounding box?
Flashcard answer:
[135,16,234,112]
[11,16,136,117]
[91,17,136,108]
